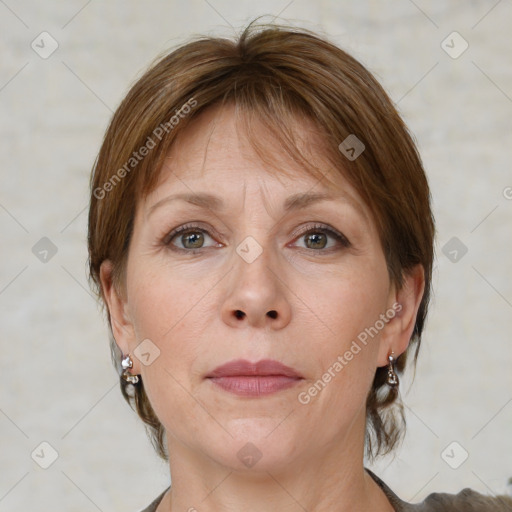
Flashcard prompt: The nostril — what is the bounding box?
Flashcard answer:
[234,310,245,319]
[267,310,278,319]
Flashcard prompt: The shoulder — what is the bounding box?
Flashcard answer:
[138,486,169,512]
[419,487,512,511]
[365,468,512,511]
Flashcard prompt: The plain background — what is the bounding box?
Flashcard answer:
[1,1,511,510]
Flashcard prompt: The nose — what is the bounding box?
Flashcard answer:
[221,248,292,330]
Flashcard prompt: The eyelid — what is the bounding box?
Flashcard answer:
[290,222,351,248]
[163,222,222,248]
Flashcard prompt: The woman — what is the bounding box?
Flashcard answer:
[87,22,512,511]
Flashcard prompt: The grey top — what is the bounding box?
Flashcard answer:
[139,468,512,511]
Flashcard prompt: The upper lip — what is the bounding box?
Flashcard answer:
[206,359,303,379]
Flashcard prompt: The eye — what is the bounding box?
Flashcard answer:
[164,223,220,252]
[292,223,350,251]
[163,222,350,254]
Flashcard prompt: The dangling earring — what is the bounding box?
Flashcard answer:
[121,354,140,384]
[386,351,399,387]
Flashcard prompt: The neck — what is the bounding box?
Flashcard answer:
[159,414,393,512]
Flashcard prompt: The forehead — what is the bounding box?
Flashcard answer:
[148,103,360,201]
[138,105,374,232]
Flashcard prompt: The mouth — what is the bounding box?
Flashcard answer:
[206,359,304,397]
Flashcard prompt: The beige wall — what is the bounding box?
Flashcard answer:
[1,1,511,510]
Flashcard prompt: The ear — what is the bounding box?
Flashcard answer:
[99,260,140,373]
[377,264,425,367]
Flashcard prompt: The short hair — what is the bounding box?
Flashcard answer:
[88,21,435,462]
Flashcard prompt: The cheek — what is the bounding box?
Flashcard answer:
[126,265,213,390]
[293,262,389,347]
[127,269,214,434]
[128,261,214,340]
[292,263,389,413]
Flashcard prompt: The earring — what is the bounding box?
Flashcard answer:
[386,351,399,387]
[121,354,140,384]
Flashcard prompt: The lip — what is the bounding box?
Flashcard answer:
[206,359,303,397]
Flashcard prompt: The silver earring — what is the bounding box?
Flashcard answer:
[121,354,140,384]
[386,352,399,387]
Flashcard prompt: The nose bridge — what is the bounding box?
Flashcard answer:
[235,240,275,294]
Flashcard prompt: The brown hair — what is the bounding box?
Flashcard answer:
[88,21,435,462]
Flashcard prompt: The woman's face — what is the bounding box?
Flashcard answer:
[103,105,413,473]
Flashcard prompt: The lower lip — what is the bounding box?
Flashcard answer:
[208,376,302,397]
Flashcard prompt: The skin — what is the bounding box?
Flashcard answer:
[101,104,425,511]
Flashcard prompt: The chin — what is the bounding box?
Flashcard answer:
[208,419,301,473]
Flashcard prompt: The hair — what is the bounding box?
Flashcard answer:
[87,20,435,462]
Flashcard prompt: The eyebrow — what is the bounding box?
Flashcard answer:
[147,191,364,218]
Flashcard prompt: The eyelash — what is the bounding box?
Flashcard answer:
[163,222,351,254]
[292,223,351,252]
